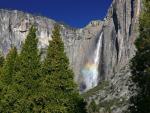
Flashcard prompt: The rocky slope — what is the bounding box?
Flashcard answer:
[83,0,141,112]
[0,0,141,112]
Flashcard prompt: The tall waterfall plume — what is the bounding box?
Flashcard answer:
[81,32,103,91]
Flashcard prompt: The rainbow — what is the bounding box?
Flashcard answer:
[81,32,103,91]
[81,62,99,91]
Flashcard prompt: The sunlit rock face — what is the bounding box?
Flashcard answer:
[0,0,141,90]
[0,9,103,86]
[0,0,142,112]
[0,10,55,55]
[84,0,142,113]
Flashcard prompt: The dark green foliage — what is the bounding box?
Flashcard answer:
[0,47,18,85]
[0,47,19,112]
[41,24,87,113]
[129,0,150,113]
[0,25,87,112]
[0,54,4,68]
[12,26,41,112]
[0,26,41,112]
[18,26,41,89]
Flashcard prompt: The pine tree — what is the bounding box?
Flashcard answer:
[18,25,41,89]
[0,26,41,112]
[0,47,18,84]
[13,26,41,112]
[0,25,87,112]
[41,24,87,113]
[0,47,19,112]
[129,0,150,113]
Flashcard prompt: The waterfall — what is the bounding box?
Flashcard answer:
[94,32,103,65]
[81,32,103,91]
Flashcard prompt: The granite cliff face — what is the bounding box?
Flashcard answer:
[0,9,104,88]
[0,9,102,83]
[0,0,141,112]
[83,0,141,112]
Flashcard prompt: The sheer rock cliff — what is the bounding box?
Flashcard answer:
[0,0,141,112]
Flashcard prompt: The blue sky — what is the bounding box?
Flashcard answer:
[0,0,112,28]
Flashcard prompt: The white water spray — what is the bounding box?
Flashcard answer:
[94,32,103,65]
[81,32,103,91]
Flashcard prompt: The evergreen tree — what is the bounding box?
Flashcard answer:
[129,0,150,113]
[0,47,19,112]
[41,24,87,113]
[0,47,18,84]
[0,25,87,112]
[0,26,41,112]
[13,26,41,112]
[18,25,41,90]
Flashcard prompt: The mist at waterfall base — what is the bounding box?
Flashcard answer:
[80,32,103,92]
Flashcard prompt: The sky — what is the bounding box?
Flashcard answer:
[0,0,112,28]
